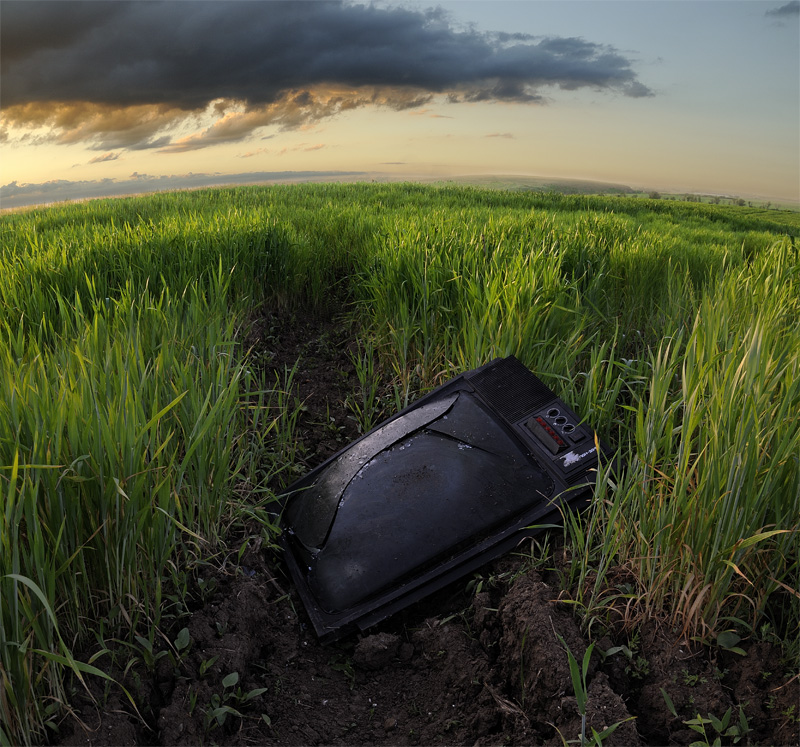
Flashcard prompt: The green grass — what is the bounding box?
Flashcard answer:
[1,183,798,743]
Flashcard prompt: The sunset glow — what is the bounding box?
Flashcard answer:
[2,0,798,208]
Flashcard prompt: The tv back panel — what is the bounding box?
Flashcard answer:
[279,356,612,642]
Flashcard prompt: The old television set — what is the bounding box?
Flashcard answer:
[279,356,612,642]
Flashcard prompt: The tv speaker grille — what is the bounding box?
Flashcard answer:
[469,357,554,423]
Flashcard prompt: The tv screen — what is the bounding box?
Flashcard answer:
[280,356,612,642]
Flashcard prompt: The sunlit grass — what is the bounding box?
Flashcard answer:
[1,183,798,743]
[562,242,799,645]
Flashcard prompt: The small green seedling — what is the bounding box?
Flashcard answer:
[557,633,593,744]
[197,576,218,603]
[602,634,650,680]
[328,652,356,690]
[716,630,746,656]
[204,671,269,731]
[199,655,219,677]
[557,634,635,746]
[133,632,169,671]
[174,627,190,655]
[661,689,751,746]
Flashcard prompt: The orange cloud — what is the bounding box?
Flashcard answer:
[157,87,431,153]
[1,101,191,150]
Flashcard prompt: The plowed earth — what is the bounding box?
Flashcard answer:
[58,309,798,747]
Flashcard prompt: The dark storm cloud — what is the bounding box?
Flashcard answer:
[765,1,799,17]
[1,0,652,149]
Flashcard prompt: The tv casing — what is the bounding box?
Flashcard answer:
[279,356,612,642]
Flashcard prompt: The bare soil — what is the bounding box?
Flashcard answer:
[57,308,799,747]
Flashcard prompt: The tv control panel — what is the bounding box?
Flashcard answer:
[516,402,602,482]
[524,405,587,454]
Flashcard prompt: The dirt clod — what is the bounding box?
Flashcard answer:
[353,633,402,670]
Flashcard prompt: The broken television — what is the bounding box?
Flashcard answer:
[280,355,612,642]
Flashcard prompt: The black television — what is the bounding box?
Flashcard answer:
[279,356,612,642]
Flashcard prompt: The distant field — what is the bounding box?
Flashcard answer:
[1,183,798,744]
[4,171,796,213]
[425,173,638,195]
[423,173,800,211]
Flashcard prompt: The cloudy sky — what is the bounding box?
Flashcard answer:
[1,0,798,206]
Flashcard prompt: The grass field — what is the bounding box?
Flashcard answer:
[1,183,798,744]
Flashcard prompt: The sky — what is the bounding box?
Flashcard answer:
[1,0,798,208]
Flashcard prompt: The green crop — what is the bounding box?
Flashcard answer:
[1,183,798,743]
